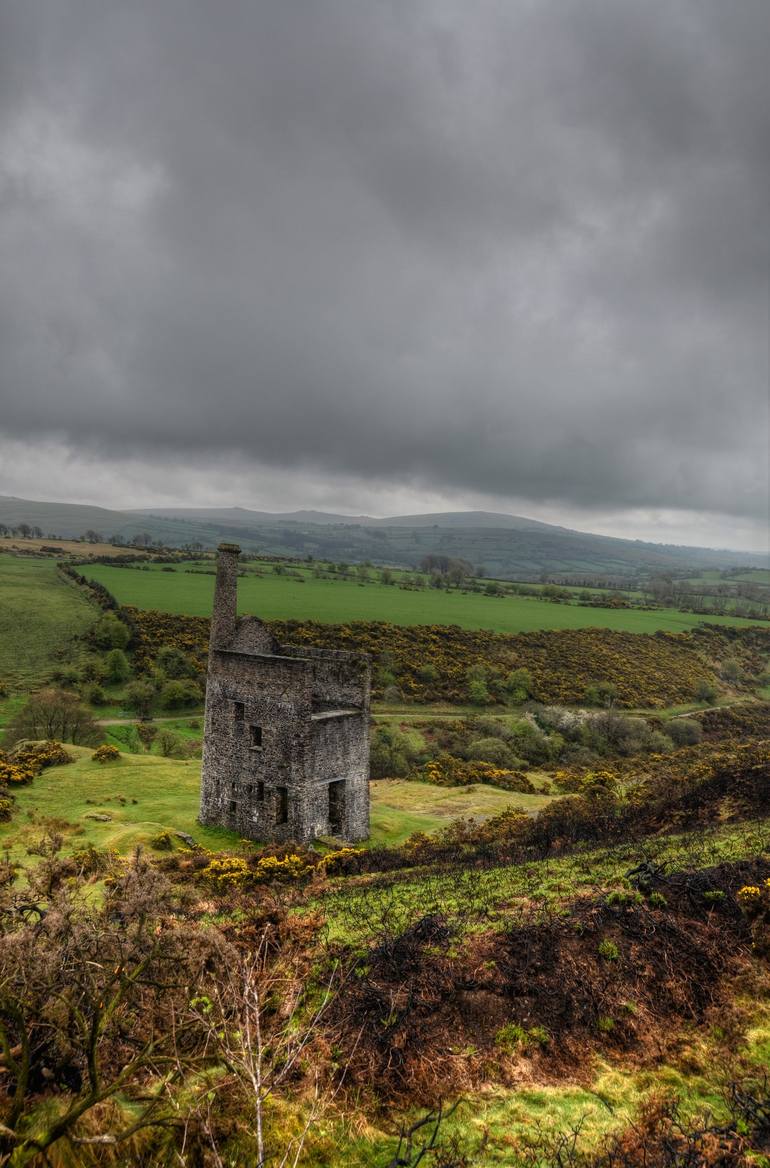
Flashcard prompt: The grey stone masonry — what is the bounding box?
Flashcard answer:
[199,544,370,843]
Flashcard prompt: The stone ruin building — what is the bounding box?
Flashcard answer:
[199,544,370,843]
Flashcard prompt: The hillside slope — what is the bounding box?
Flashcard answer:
[1,495,765,579]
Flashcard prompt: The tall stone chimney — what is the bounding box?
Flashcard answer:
[210,543,241,649]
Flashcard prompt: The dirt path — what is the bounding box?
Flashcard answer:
[96,715,193,726]
[96,698,754,727]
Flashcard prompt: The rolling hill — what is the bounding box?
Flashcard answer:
[0,494,765,581]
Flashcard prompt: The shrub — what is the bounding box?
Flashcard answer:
[156,646,197,679]
[135,721,158,748]
[694,679,718,702]
[318,846,364,876]
[92,612,131,650]
[597,939,620,961]
[466,737,518,768]
[584,681,618,707]
[667,718,704,747]
[149,830,175,851]
[201,855,251,891]
[253,853,311,881]
[124,680,156,719]
[504,667,533,703]
[160,680,201,710]
[70,844,117,876]
[370,725,422,778]
[507,721,553,764]
[79,658,107,684]
[466,665,491,706]
[0,740,72,786]
[80,682,107,707]
[419,756,535,792]
[104,648,130,683]
[127,607,752,708]
[720,657,745,684]
[156,729,183,758]
[0,758,35,785]
[92,743,121,763]
[12,740,71,771]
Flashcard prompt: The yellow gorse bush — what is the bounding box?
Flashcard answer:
[0,759,35,785]
[0,740,71,786]
[124,606,770,708]
[419,756,535,792]
[92,743,121,763]
[200,845,365,890]
[201,856,251,890]
[253,853,309,880]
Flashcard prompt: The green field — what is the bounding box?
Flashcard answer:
[84,562,764,635]
[0,553,96,690]
[685,568,770,587]
[0,749,549,864]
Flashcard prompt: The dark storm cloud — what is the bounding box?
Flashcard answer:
[0,0,767,523]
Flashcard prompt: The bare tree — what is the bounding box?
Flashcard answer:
[191,929,347,1168]
[3,688,100,746]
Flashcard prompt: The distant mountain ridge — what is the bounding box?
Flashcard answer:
[128,505,565,532]
[0,494,765,580]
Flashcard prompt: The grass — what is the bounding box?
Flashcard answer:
[317,817,770,944]
[0,750,551,865]
[330,1000,770,1165]
[367,779,552,847]
[0,553,96,691]
[0,748,239,864]
[83,562,765,636]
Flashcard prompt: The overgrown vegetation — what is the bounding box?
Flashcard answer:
[1,548,770,1164]
[124,606,770,706]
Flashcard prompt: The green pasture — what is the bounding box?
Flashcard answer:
[685,568,770,587]
[0,553,96,691]
[0,749,550,865]
[367,778,552,846]
[0,749,238,863]
[83,562,763,635]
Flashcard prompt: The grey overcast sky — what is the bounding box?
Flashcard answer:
[0,1,768,551]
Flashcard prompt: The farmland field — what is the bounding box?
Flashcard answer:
[0,553,96,689]
[83,561,765,635]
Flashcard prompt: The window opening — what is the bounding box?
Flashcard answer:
[328,780,346,834]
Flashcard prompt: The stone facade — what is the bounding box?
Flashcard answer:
[199,544,370,843]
